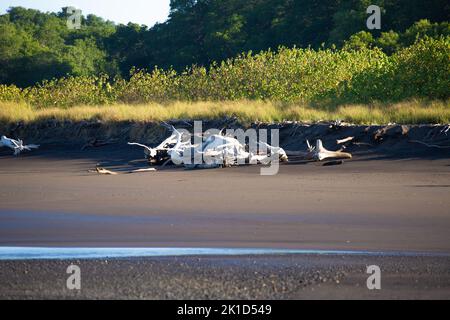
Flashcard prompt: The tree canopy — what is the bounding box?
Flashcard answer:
[0,1,448,87]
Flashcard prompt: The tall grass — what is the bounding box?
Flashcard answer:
[1,100,448,125]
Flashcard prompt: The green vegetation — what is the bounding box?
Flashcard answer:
[0,37,448,107]
[0,2,448,125]
[0,1,448,87]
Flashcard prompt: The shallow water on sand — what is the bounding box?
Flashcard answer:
[0,247,448,260]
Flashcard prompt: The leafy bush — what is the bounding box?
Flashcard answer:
[338,37,450,102]
[0,84,25,103]
[0,38,448,108]
[24,74,118,108]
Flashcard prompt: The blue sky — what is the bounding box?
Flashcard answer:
[0,0,171,26]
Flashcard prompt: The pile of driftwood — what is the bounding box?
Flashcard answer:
[3,123,450,175]
[130,130,287,169]
[0,121,378,171]
[128,125,352,169]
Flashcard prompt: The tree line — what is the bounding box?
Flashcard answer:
[0,0,448,87]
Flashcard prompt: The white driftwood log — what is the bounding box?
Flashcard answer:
[313,140,352,161]
[130,168,157,173]
[336,136,354,144]
[88,167,119,175]
[285,139,352,161]
[0,135,40,156]
[128,125,190,160]
[89,167,157,175]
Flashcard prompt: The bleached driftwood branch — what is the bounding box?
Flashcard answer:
[285,139,352,161]
[313,140,352,161]
[336,136,354,144]
[89,167,157,175]
[130,168,157,173]
[128,125,190,164]
[89,167,118,175]
[0,135,40,156]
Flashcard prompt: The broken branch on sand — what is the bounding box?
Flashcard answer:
[91,167,119,175]
[89,167,157,175]
[130,168,157,173]
[336,136,354,144]
[312,140,352,161]
[286,139,352,161]
[0,135,40,156]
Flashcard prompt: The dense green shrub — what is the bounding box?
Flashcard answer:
[117,68,179,103]
[337,37,450,102]
[24,75,118,108]
[0,84,26,103]
[0,37,448,108]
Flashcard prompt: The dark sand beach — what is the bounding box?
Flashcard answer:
[1,254,450,299]
[0,142,449,299]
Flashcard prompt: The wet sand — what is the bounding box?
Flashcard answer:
[0,145,449,299]
[0,145,449,252]
[1,254,450,299]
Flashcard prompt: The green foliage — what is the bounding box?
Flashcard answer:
[401,19,450,46]
[0,4,448,108]
[1,2,449,87]
[0,84,25,103]
[338,37,450,102]
[1,37,448,107]
[60,38,109,76]
[0,7,115,87]
[22,75,117,108]
[117,68,179,103]
[343,31,376,50]
[375,30,401,54]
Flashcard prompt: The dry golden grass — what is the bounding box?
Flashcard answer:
[0,100,449,125]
